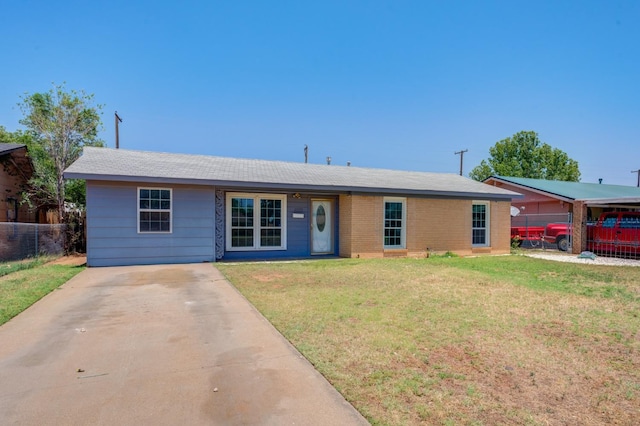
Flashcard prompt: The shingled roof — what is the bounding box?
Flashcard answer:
[65,147,519,199]
[0,143,34,178]
[0,143,27,156]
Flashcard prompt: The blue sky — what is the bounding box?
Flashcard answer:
[1,1,638,185]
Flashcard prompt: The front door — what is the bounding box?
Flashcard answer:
[311,199,333,254]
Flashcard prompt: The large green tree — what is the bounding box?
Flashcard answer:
[19,84,104,221]
[469,131,580,182]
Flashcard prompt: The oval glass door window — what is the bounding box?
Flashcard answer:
[316,205,326,232]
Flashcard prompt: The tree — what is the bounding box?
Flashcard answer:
[19,84,104,221]
[0,126,33,146]
[469,131,580,182]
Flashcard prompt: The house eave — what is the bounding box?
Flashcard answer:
[0,144,27,157]
[580,197,640,205]
[66,172,518,201]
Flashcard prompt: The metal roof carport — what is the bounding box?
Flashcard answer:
[571,197,640,254]
[483,176,640,254]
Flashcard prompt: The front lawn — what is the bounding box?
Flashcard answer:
[0,258,85,325]
[217,256,640,425]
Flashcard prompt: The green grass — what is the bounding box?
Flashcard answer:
[428,255,639,300]
[218,256,640,426]
[0,256,56,278]
[0,259,85,325]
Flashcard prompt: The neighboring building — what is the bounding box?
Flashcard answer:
[64,148,519,267]
[0,143,65,262]
[0,143,35,223]
[484,176,640,253]
[484,176,640,220]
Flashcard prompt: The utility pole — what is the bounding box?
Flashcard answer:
[454,149,468,176]
[632,169,640,187]
[115,111,123,149]
[304,144,308,163]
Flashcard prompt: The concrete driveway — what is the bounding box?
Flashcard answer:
[0,264,369,425]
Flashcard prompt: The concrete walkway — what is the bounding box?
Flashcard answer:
[0,264,369,425]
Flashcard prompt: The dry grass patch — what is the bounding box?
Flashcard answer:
[217,256,640,425]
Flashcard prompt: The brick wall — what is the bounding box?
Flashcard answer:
[571,200,587,254]
[0,163,34,223]
[338,194,352,257]
[339,195,511,258]
[490,200,512,255]
[406,198,470,254]
[339,194,384,258]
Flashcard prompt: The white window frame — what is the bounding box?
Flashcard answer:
[472,201,490,247]
[383,197,407,249]
[225,192,287,251]
[137,187,173,234]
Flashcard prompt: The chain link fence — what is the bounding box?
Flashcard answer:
[0,223,66,262]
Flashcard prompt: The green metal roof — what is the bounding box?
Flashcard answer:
[486,176,640,201]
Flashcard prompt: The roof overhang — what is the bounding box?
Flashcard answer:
[581,197,640,207]
[0,145,34,180]
[66,172,517,201]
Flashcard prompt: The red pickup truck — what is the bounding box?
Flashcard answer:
[542,222,574,251]
[543,211,640,255]
[589,211,640,256]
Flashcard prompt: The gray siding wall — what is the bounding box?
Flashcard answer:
[286,195,311,255]
[86,181,215,266]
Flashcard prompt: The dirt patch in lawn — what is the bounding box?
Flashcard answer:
[46,255,86,267]
[252,273,287,282]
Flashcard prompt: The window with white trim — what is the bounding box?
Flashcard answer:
[226,193,287,250]
[472,201,490,246]
[384,197,406,249]
[138,188,172,233]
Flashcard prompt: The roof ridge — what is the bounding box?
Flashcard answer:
[84,146,464,176]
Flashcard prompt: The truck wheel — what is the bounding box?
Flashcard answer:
[557,236,568,252]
